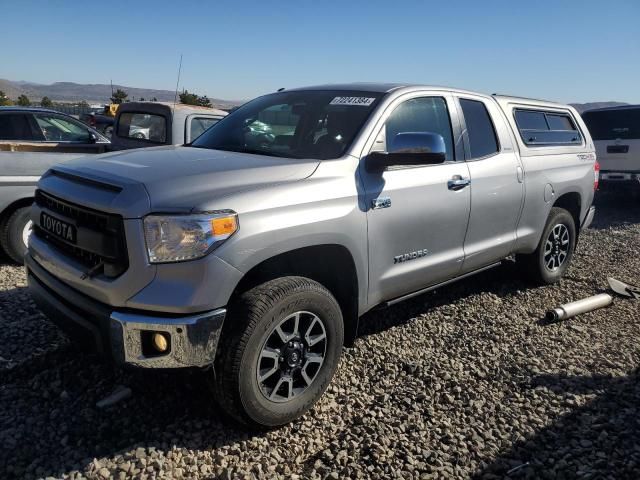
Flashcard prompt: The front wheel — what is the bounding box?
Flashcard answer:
[519,207,576,284]
[213,276,344,428]
[0,207,32,264]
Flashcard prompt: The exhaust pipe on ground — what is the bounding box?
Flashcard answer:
[545,293,613,322]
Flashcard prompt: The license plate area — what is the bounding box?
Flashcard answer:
[607,145,629,154]
[40,211,77,244]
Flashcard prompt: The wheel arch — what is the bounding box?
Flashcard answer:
[552,191,581,237]
[0,196,34,226]
[229,244,360,346]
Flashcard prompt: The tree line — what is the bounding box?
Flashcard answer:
[0,88,214,108]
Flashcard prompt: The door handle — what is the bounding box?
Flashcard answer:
[447,175,471,191]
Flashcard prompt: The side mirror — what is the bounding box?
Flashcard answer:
[88,132,98,144]
[366,132,446,172]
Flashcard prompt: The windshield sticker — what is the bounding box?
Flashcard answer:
[329,97,376,106]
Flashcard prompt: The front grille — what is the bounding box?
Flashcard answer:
[34,190,128,278]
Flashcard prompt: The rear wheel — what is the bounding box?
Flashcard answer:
[213,276,343,428]
[0,207,32,264]
[519,207,576,284]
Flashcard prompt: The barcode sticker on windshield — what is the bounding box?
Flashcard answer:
[330,97,376,106]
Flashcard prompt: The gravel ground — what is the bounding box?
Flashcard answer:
[1,191,639,480]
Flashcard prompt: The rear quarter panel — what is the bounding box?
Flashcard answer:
[494,100,596,253]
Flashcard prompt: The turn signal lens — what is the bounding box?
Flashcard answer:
[211,216,238,236]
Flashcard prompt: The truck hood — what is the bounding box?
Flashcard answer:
[53,146,320,215]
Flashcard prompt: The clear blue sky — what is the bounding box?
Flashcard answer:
[2,0,639,103]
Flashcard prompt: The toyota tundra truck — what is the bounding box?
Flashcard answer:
[26,84,597,427]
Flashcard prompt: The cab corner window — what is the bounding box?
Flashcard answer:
[117,112,167,143]
[459,99,499,159]
[190,117,220,141]
[514,109,582,146]
[384,97,455,162]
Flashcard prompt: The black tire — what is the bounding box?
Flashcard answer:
[519,207,576,284]
[0,207,32,264]
[213,276,344,428]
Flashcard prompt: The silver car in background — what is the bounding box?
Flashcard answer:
[0,107,109,262]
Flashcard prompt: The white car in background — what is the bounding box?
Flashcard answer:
[582,105,640,192]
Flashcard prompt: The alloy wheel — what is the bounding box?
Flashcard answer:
[544,223,570,271]
[256,311,327,403]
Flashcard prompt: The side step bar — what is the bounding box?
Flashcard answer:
[382,261,503,307]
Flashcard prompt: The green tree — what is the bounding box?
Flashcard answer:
[41,96,53,108]
[0,90,11,106]
[17,94,31,106]
[179,90,211,107]
[110,89,128,104]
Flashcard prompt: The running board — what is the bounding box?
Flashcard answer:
[382,261,503,307]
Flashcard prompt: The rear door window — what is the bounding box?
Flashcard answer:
[190,117,220,141]
[514,109,582,146]
[0,113,37,141]
[34,113,92,142]
[582,108,640,140]
[117,112,167,143]
[459,99,499,159]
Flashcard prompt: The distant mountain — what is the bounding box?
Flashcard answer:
[0,78,240,109]
[570,102,629,113]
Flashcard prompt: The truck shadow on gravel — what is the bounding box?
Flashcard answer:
[0,310,254,479]
[591,191,640,230]
[475,369,640,478]
[357,260,529,339]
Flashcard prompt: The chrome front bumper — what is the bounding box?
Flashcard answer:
[26,254,226,368]
[110,309,225,368]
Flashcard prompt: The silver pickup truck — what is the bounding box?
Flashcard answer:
[26,84,597,427]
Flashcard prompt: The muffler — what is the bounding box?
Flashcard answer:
[545,293,613,322]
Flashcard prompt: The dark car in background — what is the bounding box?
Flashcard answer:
[79,111,115,138]
[0,107,109,262]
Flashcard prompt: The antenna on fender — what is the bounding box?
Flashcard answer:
[173,54,183,114]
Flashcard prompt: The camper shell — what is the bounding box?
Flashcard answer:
[110,102,227,150]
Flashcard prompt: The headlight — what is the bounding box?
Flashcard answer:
[143,211,238,263]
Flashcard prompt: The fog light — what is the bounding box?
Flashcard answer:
[152,332,169,352]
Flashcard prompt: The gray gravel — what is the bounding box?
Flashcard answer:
[1,191,639,480]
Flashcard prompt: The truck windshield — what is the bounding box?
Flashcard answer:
[582,108,640,140]
[191,90,384,159]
